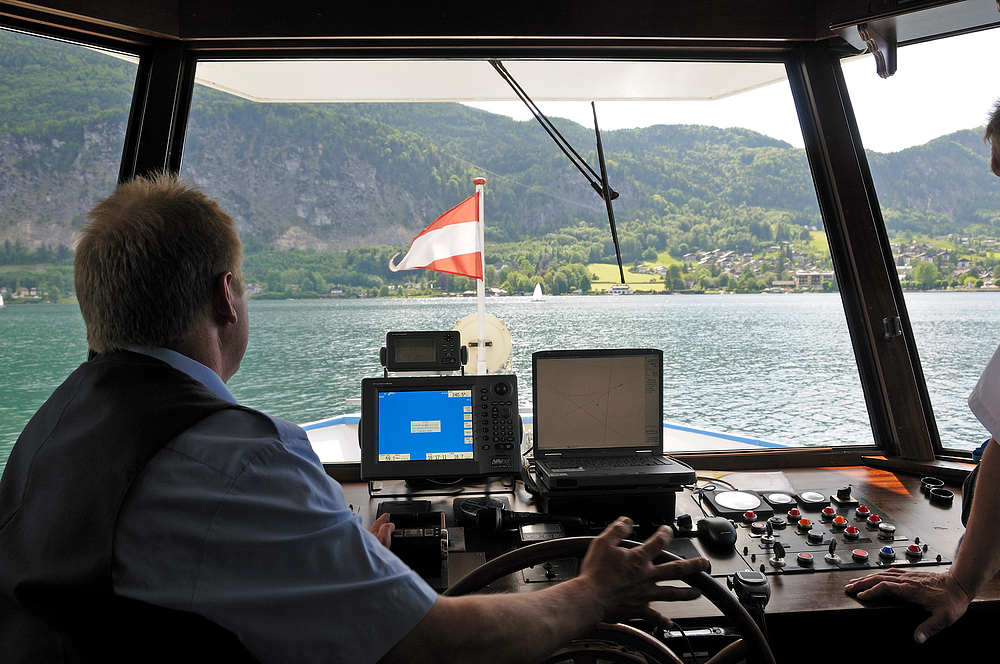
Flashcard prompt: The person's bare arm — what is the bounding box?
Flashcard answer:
[846,439,1000,643]
[379,517,709,664]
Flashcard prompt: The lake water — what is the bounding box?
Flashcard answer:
[2,292,998,474]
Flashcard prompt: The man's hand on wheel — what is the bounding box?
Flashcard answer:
[579,516,711,629]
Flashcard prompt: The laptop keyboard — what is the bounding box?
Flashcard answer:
[543,456,667,469]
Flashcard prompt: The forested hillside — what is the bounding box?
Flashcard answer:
[868,129,1000,235]
[1,27,997,266]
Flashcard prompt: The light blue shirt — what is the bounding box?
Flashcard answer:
[969,343,1000,446]
[112,348,436,664]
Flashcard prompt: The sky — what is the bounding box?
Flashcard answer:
[466,28,1000,154]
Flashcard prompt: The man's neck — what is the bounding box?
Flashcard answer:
[166,317,232,383]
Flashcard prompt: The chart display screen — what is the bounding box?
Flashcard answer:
[360,374,519,481]
[376,388,474,461]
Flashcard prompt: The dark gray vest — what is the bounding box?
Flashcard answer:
[0,351,258,663]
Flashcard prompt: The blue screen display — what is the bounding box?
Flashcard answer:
[377,388,474,461]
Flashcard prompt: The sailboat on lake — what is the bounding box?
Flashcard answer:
[531,282,544,301]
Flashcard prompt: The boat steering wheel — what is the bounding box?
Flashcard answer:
[444,536,776,664]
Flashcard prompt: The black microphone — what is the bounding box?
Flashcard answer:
[475,506,586,532]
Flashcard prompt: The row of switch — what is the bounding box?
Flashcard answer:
[783,542,929,568]
[736,506,941,570]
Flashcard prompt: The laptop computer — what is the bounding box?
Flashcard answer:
[531,348,696,490]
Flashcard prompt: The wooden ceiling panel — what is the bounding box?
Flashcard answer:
[174,0,819,42]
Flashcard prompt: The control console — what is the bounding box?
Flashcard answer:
[680,486,953,578]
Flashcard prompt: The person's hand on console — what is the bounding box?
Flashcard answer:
[369,513,395,549]
[578,516,709,629]
[845,569,972,644]
[845,441,1000,645]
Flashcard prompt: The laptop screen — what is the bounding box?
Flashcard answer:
[532,349,663,454]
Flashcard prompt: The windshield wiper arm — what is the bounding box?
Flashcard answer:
[488,59,625,283]
[592,101,625,284]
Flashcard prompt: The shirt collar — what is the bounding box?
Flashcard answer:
[123,346,239,404]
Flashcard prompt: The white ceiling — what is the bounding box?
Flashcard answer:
[193,59,791,103]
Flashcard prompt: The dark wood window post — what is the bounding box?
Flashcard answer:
[119,38,196,182]
[788,41,937,461]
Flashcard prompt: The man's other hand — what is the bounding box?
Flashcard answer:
[369,513,395,549]
[845,568,973,643]
[578,516,710,629]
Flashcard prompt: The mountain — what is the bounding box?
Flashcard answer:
[1,27,997,259]
[0,29,134,250]
[868,129,998,235]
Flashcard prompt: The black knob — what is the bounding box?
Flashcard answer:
[929,487,954,506]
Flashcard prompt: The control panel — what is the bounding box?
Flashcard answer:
[680,486,953,578]
[480,380,518,471]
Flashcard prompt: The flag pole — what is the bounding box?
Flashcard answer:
[474,177,487,374]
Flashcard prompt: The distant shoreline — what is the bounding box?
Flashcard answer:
[5,287,1000,307]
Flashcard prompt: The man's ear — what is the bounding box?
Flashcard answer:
[211,271,239,325]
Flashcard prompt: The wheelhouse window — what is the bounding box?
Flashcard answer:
[178,57,874,455]
[0,28,138,473]
[841,28,1000,454]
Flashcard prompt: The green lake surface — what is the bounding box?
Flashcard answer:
[2,292,996,475]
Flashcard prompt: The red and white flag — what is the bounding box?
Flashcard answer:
[389,193,482,280]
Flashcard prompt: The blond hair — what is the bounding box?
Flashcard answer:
[75,172,244,353]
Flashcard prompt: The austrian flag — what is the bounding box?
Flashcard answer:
[389,193,482,280]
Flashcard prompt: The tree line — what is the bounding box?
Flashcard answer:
[1,239,73,266]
